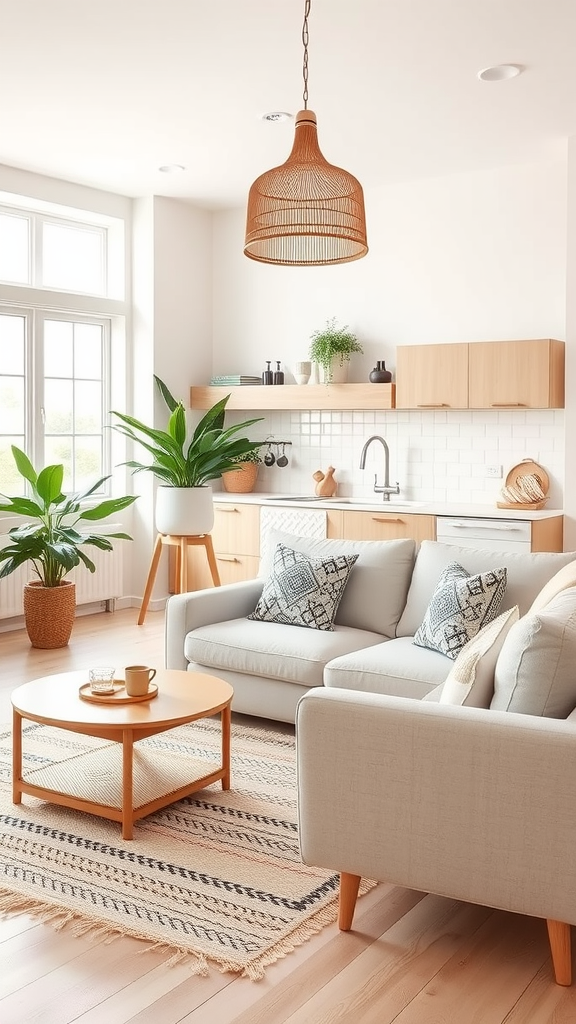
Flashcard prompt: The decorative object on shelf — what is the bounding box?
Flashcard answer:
[262,361,274,385]
[273,361,285,385]
[309,318,363,384]
[497,459,550,510]
[221,447,263,493]
[111,376,263,536]
[292,360,312,385]
[313,466,337,497]
[369,360,393,383]
[0,447,136,649]
[243,0,367,266]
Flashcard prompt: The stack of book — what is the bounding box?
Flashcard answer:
[210,375,262,386]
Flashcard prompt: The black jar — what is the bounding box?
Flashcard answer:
[369,360,392,383]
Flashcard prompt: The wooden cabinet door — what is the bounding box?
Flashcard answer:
[395,343,469,409]
[341,511,436,543]
[468,339,565,409]
[212,502,261,555]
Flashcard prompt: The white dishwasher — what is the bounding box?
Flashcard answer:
[436,516,532,553]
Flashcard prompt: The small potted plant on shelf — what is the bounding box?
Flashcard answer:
[0,447,137,649]
[111,376,264,534]
[221,447,263,494]
[308,317,363,384]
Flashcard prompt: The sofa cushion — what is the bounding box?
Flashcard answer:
[438,605,519,707]
[491,588,576,717]
[324,636,451,699]
[259,530,415,638]
[185,617,385,686]
[248,543,358,630]
[397,541,576,638]
[528,559,576,615]
[413,562,507,659]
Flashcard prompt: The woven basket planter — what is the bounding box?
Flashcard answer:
[221,463,259,493]
[23,580,76,649]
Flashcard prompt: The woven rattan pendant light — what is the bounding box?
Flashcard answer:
[244,0,368,266]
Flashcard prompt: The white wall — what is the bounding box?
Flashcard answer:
[213,157,569,516]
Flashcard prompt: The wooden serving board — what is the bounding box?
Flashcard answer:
[496,500,547,510]
[78,681,159,705]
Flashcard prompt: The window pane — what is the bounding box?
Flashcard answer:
[0,377,25,433]
[0,437,26,493]
[44,320,73,377]
[0,313,26,374]
[44,378,73,433]
[0,212,29,284]
[74,380,102,433]
[44,436,72,489]
[74,437,103,491]
[42,222,105,294]
[74,323,103,379]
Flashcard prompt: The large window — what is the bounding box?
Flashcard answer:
[0,198,125,496]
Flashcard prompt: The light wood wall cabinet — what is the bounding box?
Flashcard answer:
[185,502,261,590]
[396,339,565,410]
[468,339,565,409]
[395,343,469,409]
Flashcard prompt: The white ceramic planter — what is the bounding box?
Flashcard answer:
[319,357,350,384]
[155,486,215,536]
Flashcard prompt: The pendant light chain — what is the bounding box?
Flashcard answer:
[302,0,311,110]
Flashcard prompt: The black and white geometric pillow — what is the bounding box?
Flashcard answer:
[248,543,359,630]
[413,562,508,659]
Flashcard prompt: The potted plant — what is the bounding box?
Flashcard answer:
[0,447,137,649]
[221,447,263,494]
[111,376,264,535]
[309,317,363,383]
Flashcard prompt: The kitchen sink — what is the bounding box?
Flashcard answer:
[263,495,425,508]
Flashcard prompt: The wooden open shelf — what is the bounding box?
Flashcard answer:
[190,383,396,411]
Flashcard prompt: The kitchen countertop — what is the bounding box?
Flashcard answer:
[212,491,563,521]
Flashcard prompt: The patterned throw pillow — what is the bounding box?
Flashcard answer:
[248,543,358,630]
[413,562,507,659]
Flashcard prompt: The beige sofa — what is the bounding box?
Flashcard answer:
[165,531,576,722]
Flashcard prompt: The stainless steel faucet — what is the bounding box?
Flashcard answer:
[359,435,400,501]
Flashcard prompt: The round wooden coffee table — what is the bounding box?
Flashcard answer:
[12,668,233,839]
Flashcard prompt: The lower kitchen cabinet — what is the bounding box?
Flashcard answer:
[436,515,564,553]
[339,510,436,543]
[180,501,261,591]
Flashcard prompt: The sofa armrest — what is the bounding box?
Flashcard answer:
[165,578,264,670]
[296,688,576,926]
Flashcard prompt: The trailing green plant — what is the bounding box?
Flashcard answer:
[308,317,363,382]
[111,376,264,487]
[0,447,137,587]
[227,447,263,466]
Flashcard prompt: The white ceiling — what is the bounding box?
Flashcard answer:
[1,0,575,210]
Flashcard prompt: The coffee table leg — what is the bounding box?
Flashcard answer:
[12,707,22,804]
[222,703,231,790]
[122,728,134,840]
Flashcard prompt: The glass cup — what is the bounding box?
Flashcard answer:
[89,666,116,694]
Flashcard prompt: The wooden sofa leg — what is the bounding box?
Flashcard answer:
[339,872,361,931]
[547,919,572,985]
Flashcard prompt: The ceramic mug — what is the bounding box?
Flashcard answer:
[124,665,157,696]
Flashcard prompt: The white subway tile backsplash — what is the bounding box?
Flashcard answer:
[229,409,564,506]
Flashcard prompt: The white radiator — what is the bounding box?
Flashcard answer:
[0,524,124,619]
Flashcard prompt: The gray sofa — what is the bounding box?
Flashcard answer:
[165,530,576,722]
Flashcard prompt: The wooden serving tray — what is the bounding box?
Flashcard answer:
[496,499,547,510]
[79,681,159,705]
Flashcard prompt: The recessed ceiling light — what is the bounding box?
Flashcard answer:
[158,164,186,173]
[477,64,524,82]
[260,111,293,123]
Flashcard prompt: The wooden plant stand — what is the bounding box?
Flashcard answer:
[138,533,221,625]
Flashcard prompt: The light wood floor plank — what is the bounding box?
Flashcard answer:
[1,609,575,1022]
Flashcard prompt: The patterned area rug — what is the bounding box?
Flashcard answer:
[0,716,372,978]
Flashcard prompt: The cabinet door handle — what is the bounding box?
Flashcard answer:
[449,521,521,532]
[216,555,239,563]
[372,517,404,524]
[490,403,527,408]
[215,506,239,513]
[417,403,449,408]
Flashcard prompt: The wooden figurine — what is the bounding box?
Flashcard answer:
[313,466,337,497]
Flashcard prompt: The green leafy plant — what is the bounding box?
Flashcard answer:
[228,447,263,466]
[111,376,264,487]
[0,447,137,587]
[309,317,363,382]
